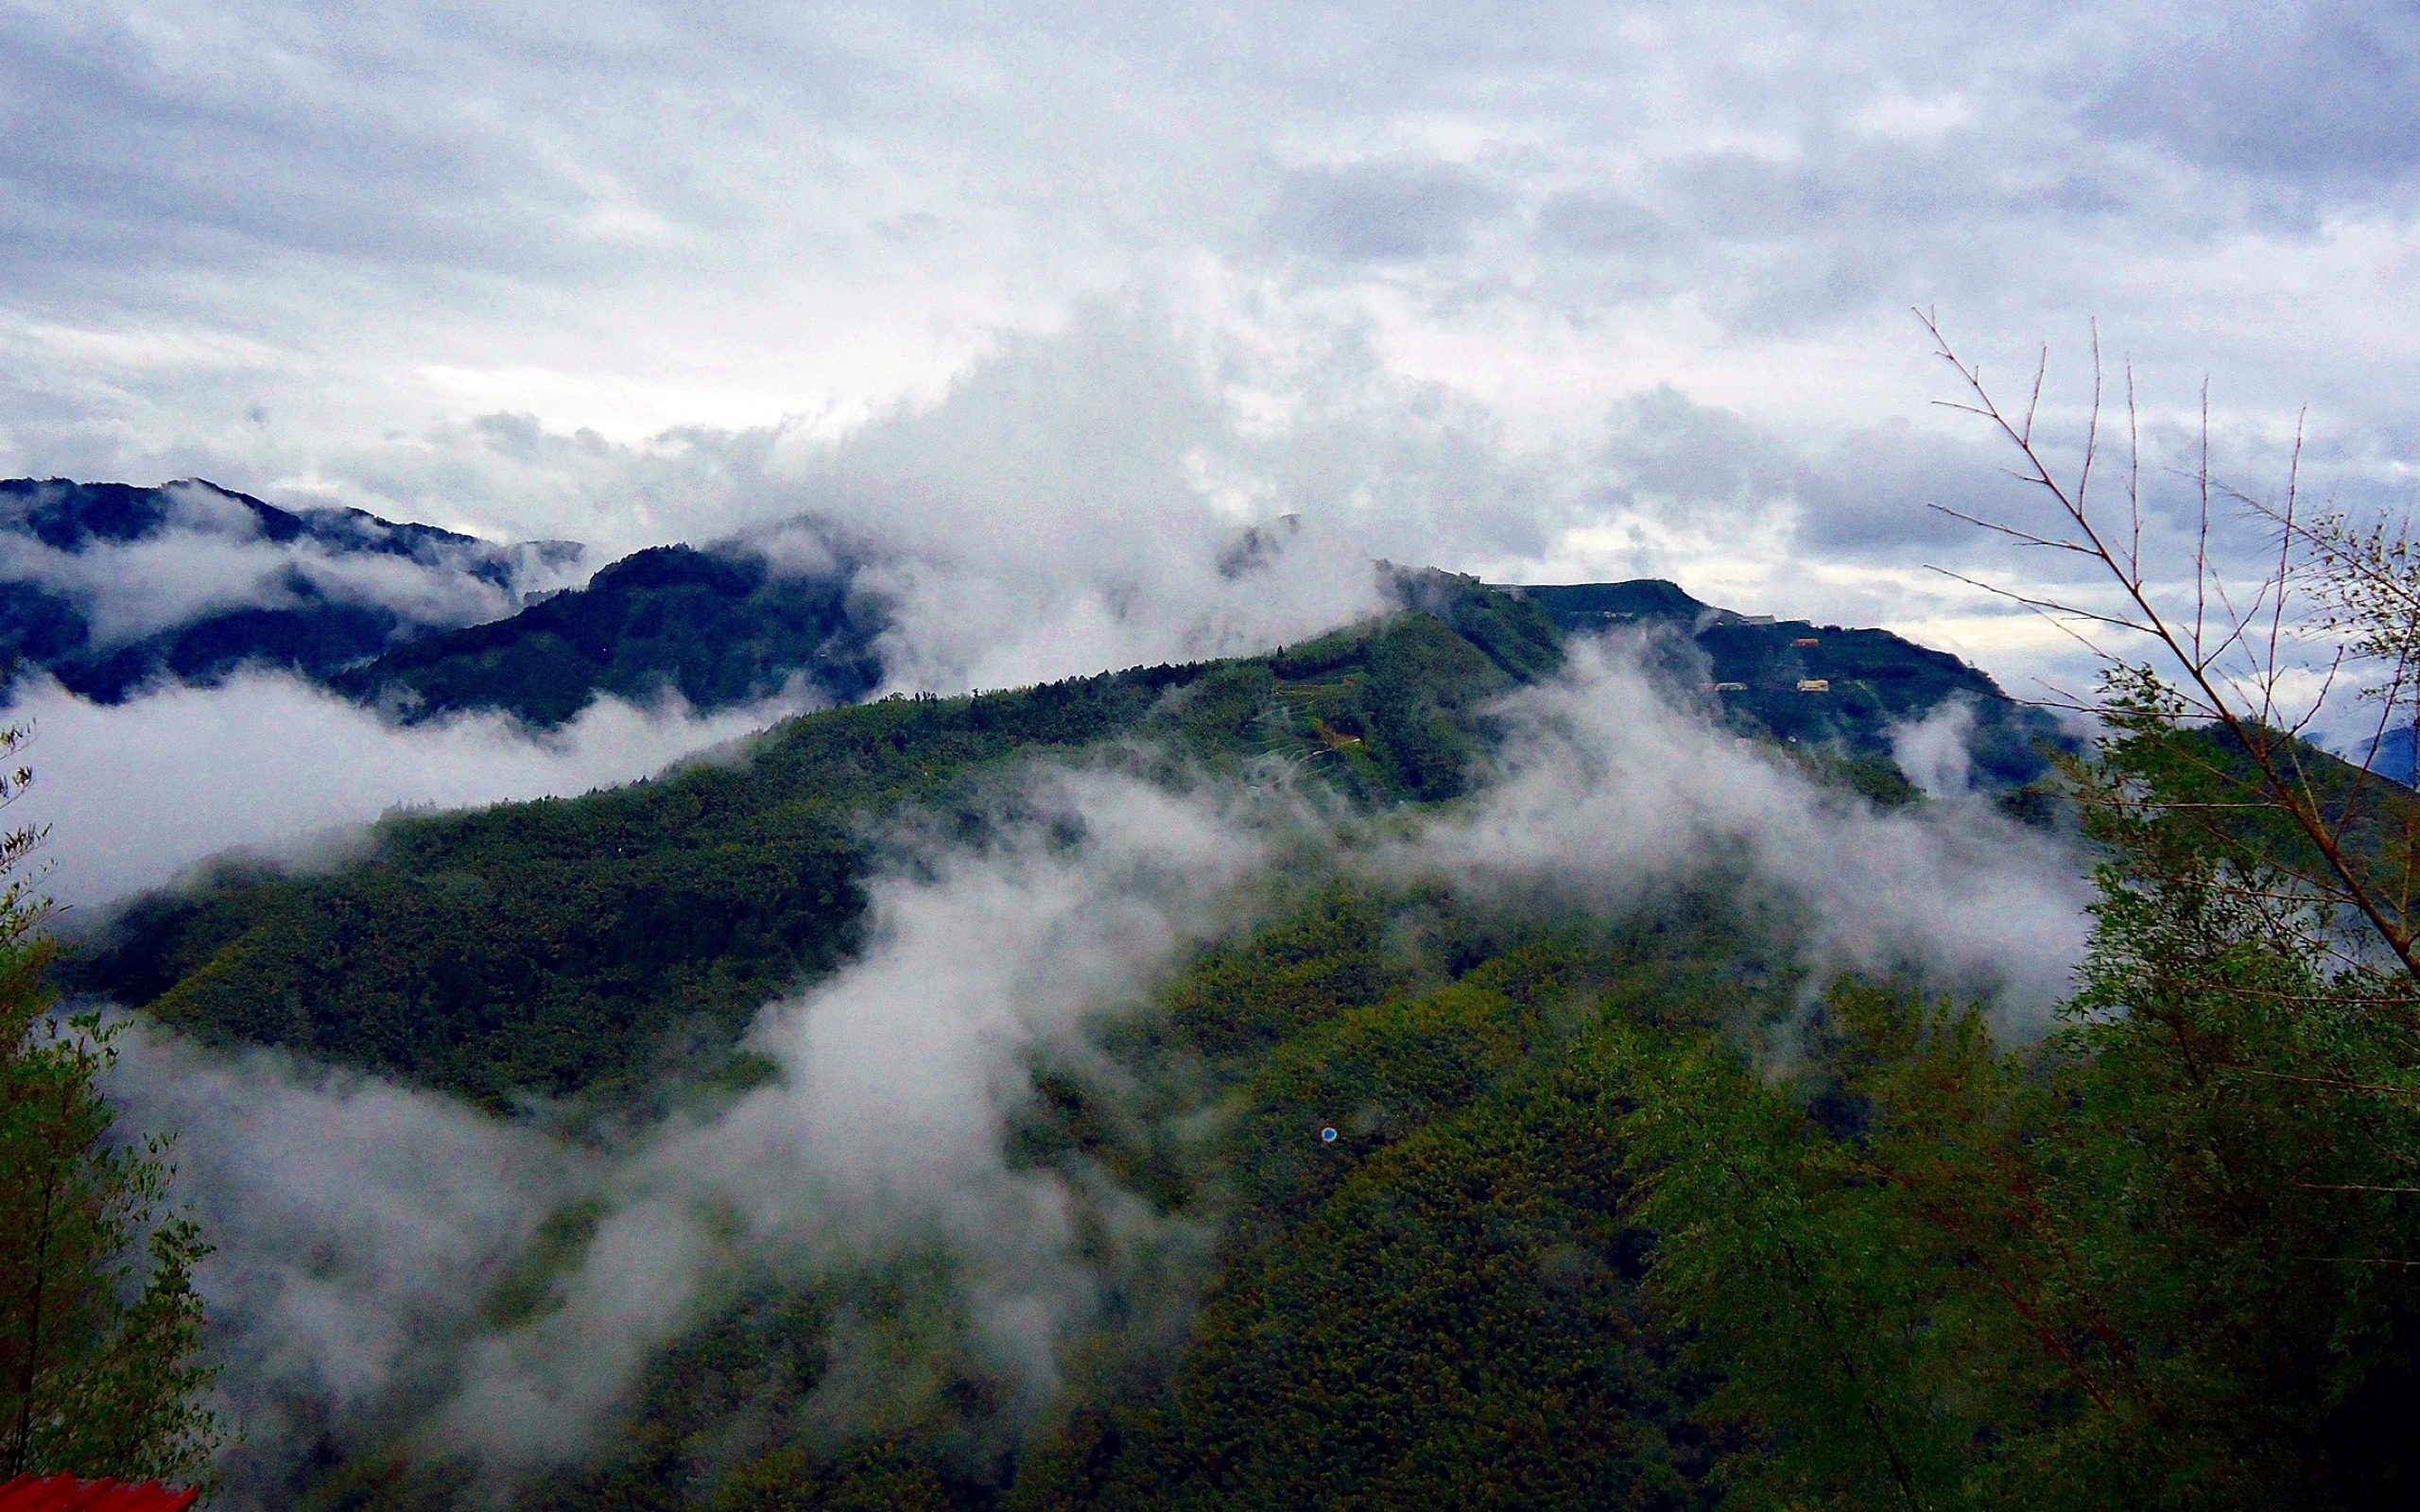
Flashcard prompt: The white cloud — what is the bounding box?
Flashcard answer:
[16,670,820,909]
[1402,641,2093,1022]
[83,661,2100,1498]
[3,0,2413,670]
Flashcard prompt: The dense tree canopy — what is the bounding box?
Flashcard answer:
[74,562,2356,1512]
[1,727,218,1487]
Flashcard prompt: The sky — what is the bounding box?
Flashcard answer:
[8,0,2420,905]
[6,0,2417,689]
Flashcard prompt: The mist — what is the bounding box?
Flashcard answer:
[1402,640,2093,1022]
[432,765,1270,1469]
[84,639,2099,1503]
[93,762,1282,1503]
[100,1026,593,1498]
[14,670,824,909]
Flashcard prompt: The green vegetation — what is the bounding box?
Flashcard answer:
[330,544,887,727]
[285,882,1788,1512]
[66,579,1566,1108]
[1616,702,2420,1508]
[0,726,219,1486]
[75,660,1214,1106]
[1590,335,2420,1510]
[78,571,2046,1118]
[66,571,2124,1510]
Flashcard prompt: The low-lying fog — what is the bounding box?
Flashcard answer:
[96,643,2091,1506]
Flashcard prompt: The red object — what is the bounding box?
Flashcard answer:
[0,1476,199,1512]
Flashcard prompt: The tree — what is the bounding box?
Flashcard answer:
[1621,322,2420,1509]
[0,723,220,1486]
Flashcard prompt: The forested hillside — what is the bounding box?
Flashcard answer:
[329,541,887,727]
[70,571,2056,1113]
[316,886,1776,1512]
[0,477,582,701]
[69,576,1566,1106]
[62,575,2150,1512]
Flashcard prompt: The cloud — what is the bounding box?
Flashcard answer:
[770,310,1395,693]
[99,1025,590,1502]
[16,670,821,909]
[1268,161,1511,262]
[10,0,2420,737]
[1890,696,1979,799]
[12,0,2417,530]
[2091,2,2420,190]
[434,765,1268,1469]
[1403,640,2093,1020]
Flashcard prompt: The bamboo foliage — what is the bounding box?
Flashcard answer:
[1622,327,2420,1509]
[0,723,220,1486]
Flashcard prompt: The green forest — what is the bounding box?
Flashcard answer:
[19,553,2420,1510]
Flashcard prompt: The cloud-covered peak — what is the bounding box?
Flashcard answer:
[0,476,587,701]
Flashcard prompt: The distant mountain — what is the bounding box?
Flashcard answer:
[1501,577,2063,785]
[2357,724,2418,785]
[0,479,2061,787]
[330,538,888,725]
[0,477,584,701]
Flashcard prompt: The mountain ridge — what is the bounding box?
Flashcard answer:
[0,476,584,701]
[3,478,2054,775]
[57,552,2084,1512]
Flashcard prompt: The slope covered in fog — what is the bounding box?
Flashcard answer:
[71,577,1562,1105]
[1506,577,2057,782]
[0,477,584,700]
[330,540,887,727]
[71,571,2058,1111]
[69,564,2097,1511]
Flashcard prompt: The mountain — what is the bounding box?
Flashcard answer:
[0,478,583,701]
[2358,722,2419,785]
[62,569,2091,1512]
[0,479,2062,777]
[329,538,887,725]
[71,577,1564,1105]
[71,570,2056,1108]
[1503,577,2056,784]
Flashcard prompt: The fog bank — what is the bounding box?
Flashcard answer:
[16,670,820,908]
[93,651,2098,1502]
[1404,642,2092,1022]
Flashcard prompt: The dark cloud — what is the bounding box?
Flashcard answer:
[1599,386,1802,510]
[2093,2,2420,186]
[1267,161,1510,261]
[1793,424,2020,554]
[2,0,2417,744]
[1534,192,1670,255]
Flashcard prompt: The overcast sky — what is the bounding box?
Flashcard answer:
[7,0,2420,695]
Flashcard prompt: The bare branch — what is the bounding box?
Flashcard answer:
[1925,504,2099,555]
[1914,311,2420,982]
